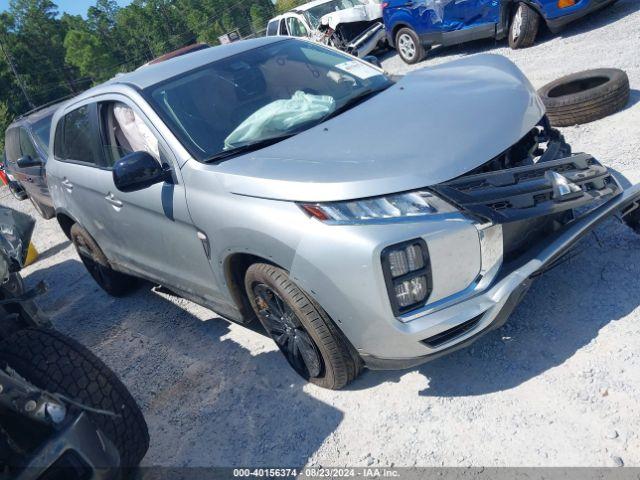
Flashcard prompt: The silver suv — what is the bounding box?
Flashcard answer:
[47,37,640,389]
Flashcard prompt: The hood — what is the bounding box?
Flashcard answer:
[215,54,545,203]
[320,1,383,29]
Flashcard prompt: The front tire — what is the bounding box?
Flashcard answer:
[245,263,362,390]
[509,3,540,49]
[70,223,137,297]
[395,27,425,64]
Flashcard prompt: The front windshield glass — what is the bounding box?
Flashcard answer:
[145,40,391,162]
[303,0,364,29]
[32,115,53,152]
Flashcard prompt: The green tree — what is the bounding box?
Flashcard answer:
[276,0,307,14]
[0,101,11,153]
[64,29,117,82]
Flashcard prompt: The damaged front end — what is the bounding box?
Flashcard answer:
[315,0,386,57]
[431,118,625,265]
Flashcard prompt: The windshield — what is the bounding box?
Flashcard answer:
[303,0,364,29]
[145,39,391,162]
[32,115,53,152]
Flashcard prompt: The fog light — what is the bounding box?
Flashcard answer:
[557,0,575,8]
[382,239,432,315]
[394,281,413,308]
[394,275,428,308]
[388,249,409,278]
[405,244,424,271]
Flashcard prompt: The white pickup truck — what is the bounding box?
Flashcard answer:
[266,0,386,58]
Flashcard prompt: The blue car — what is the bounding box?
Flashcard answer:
[383,0,617,64]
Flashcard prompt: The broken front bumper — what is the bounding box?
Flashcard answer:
[362,175,640,370]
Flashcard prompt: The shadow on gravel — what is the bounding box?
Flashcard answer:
[37,240,71,262]
[554,0,640,41]
[23,258,342,467]
[623,89,640,113]
[351,219,640,395]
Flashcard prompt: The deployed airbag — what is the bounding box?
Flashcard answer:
[225,91,336,150]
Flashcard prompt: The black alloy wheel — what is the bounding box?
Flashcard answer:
[252,283,323,379]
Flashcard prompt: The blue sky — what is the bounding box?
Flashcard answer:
[0,0,132,17]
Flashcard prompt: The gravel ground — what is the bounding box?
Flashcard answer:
[2,0,640,468]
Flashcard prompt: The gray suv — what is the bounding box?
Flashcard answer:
[47,37,640,389]
[4,103,61,219]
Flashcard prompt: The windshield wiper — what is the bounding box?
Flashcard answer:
[320,85,391,123]
[204,133,298,163]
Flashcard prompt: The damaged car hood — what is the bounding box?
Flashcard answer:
[214,54,545,203]
[320,1,383,29]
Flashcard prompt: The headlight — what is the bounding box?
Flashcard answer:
[300,190,457,224]
[382,239,432,316]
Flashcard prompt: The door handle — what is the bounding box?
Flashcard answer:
[61,179,73,191]
[104,193,123,209]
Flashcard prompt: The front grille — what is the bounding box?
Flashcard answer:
[431,153,620,223]
[422,314,484,348]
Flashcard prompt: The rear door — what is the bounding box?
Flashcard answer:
[47,103,117,254]
[388,0,500,36]
[440,0,500,31]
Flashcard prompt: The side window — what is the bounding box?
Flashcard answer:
[279,18,290,36]
[100,101,161,168]
[54,105,102,166]
[287,17,308,37]
[5,128,21,162]
[19,128,39,161]
[266,20,278,36]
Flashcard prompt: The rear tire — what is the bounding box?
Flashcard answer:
[509,3,540,49]
[395,27,425,64]
[70,223,138,297]
[245,263,362,390]
[0,328,149,467]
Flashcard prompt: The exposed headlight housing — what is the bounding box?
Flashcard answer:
[382,239,432,315]
[300,190,457,224]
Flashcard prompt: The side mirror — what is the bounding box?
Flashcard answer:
[17,155,43,168]
[363,55,382,68]
[113,151,171,193]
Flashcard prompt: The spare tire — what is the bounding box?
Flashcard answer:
[538,68,630,127]
[0,328,149,467]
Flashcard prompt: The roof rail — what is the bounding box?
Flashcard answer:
[14,93,77,122]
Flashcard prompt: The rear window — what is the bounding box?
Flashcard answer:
[5,128,21,162]
[266,20,278,36]
[54,105,101,166]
